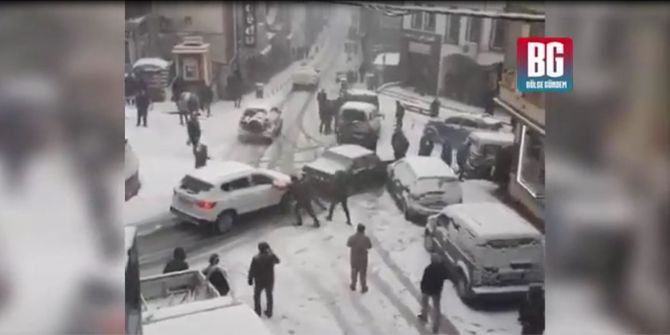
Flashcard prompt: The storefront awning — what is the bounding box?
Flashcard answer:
[260,44,272,56]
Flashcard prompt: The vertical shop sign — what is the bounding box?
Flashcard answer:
[243,3,257,46]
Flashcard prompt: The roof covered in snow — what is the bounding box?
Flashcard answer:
[373,52,400,66]
[340,101,378,114]
[442,203,541,239]
[133,58,171,70]
[328,144,374,159]
[244,103,273,112]
[402,156,456,179]
[468,131,515,145]
[187,161,254,183]
[346,89,379,97]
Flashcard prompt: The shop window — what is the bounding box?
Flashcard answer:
[424,12,436,32]
[516,125,545,199]
[490,19,505,51]
[183,58,199,81]
[467,17,482,44]
[411,12,423,29]
[444,14,460,44]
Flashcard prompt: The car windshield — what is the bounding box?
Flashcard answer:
[180,175,213,193]
[321,151,353,168]
[412,177,458,194]
[341,109,367,122]
[243,109,266,117]
[481,238,540,249]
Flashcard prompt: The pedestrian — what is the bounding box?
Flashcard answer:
[163,247,189,274]
[359,63,366,83]
[440,140,452,166]
[193,142,211,169]
[418,129,436,156]
[186,112,202,149]
[395,100,405,128]
[391,127,410,160]
[325,170,352,225]
[172,75,184,111]
[518,285,545,335]
[418,253,450,334]
[346,224,372,293]
[323,100,335,135]
[317,89,327,134]
[200,81,214,117]
[203,253,230,296]
[248,242,280,318]
[177,91,197,126]
[288,175,322,227]
[456,143,469,181]
[135,89,150,128]
[430,98,440,118]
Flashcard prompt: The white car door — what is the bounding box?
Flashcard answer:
[226,176,256,214]
[250,173,283,210]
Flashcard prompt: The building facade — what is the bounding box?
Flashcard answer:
[493,4,545,229]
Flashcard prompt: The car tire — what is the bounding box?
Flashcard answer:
[214,211,236,235]
[455,271,474,304]
[424,230,434,252]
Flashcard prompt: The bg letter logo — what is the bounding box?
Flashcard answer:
[517,37,572,92]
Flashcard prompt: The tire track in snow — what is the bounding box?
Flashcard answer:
[296,269,358,335]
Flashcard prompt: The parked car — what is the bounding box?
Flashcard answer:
[292,62,320,90]
[238,104,283,143]
[125,139,141,201]
[170,161,291,234]
[335,101,382,151]
[424,203,544,303]
[302,144,386,196]
[461,131,515,180]
[386,156,462,222]
[424,113,506,150]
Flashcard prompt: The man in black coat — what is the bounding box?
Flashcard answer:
[395,100,405,128]
[418,253,449,334]
[325,171,352,225]
[193,143,211,169]
[163,247,189,274]
[418,129,436,156]
[186,113,202,149]
[391,127,410,160]
[200,82,214,117]
[135,89,151,127]
[441,141,453,166]
[430,98,440,118]
[288,175,323,227]
[248,242,280,318]
[171,76,184,103]
[457,144,469,181]
[317,89,328,134]
[203,253,230,296]
[518,285,545,334]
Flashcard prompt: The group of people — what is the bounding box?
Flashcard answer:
[171,77,215,169]
[286,170,353,228]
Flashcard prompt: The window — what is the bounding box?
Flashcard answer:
[444,14,460,44]
[467,17,482,44]
[411,12,423,29]
[490,19,505,50]
[251,174,273,186]
[183,58,199,81]
[424,12,436,32]
[516,126,545,199]
[180,176,213,193]
[228,177,251,190]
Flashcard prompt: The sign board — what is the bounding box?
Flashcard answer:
[243,3,257,47]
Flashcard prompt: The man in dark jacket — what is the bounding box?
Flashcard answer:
[248,242,280,318]
[347,224,372,293]
[418,253,449,334]
[395,101,405,128]
[323,100,335,135]
[518,285,545,334]
[186,113,201,149]
[430,98,440,118]
[418,129,436,156]
[440,141,453,166]
[317,89,327,134]
[171,76,184,105]
[200,82,214,117]
[203,253,230,296]
[193,142,210,169]
[391,127,410,160]
[288,175,322,227]
[135,89,150,127]
[325,171,352,225]
[163,247,189,274]
[456,143,469,181]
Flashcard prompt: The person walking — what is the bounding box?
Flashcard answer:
[518,285,545,335]
[163,247,189,274]
[418,253,450,334]
[200,81,214,117]
[391,127,410,160]
[186,112,202,149]
[456,144,469,181]
[325,171,352,225]
[248,242,280,318]
[203,253,230,296]
[172,76,185,112]
[430,98,440,118]
[440,140,453,167]
[323,100,335,135]
[317,89,328,134]
[347,224,372,293]
[288,175,322,227]
[135,88,150,128]
[359,63,366,83]
[193,142,211,169]
[418,129,436,156]
[395,100,405,128]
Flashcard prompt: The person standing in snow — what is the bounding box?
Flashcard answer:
[135,88,151,128]
[325,170,352,225]
[395,100,405,128]
[193,142,210,169]
[288,175,322,227]
[203,253,230,296]
[317,89,328,134]
[323,99,335,135]
[163,247,189,274]
[347,224,372,293]
[456,143,469,181]
[172,75,185,116]
[200,81,214,117]
[440,140,453,167]
[248,242,280,318]
[418,253,449,334]
[418,129,436,156]
[186,112,202,149]
[391,127,410,160]
[518,285,545,335]
[430,98,440,118]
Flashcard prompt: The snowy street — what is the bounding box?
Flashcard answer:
[125,8,523,335]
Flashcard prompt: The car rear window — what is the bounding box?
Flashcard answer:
[180,175,213,193]
[341,109,367,122]
[243,109,266,117]
[482,238,540,249]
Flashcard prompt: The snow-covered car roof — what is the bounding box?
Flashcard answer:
[187,161,254,183]
[468,131,515,146]
[401,156,457,179]
[339,101,378,114]
[445,113,504,125]
[328,144,374,159]
[441,203,541,240]
[244,103,273,112]
[133,58,171,70]
[346,89,378,97]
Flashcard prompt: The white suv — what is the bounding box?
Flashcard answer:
[170,161,291,234]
